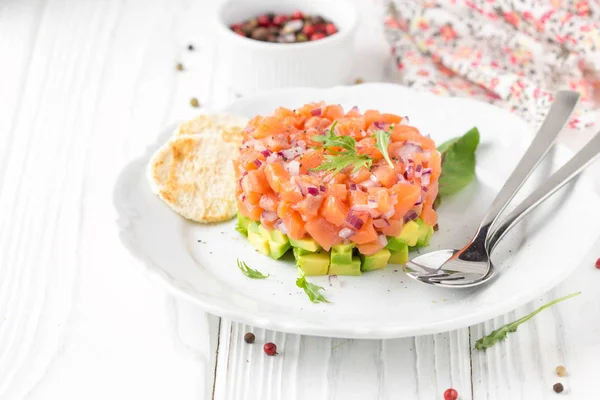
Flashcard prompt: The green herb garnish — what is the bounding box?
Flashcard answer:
[474,292,581,350]
[435,127,480,207]
[374,126,395,169]
[237,259,270,279]
[296,271,330,303]
[311,121,373,174]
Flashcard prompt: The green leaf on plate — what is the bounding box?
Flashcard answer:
[474,292,581,350]
[296,271,330,304]
[437,127,480,200]
[374,126,395,169]
[237,259,269,279]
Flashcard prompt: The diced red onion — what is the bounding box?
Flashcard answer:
[403,171,409,180]
[328,274,341,288]
[319,185,327,192]
[311,108,322,116]
[261,211,278,222]
[338,227,355,239]
[285,160,300,176]
[296,182,307,196]
[367,198,379,209]
[345,211,364,230]
[253,159,262,168]
[282,147,305,160]
[415,166,423,177]
[373,218,390,228]
[360,179,379,188]
[378,235,388,246]
[422,186,429,192]
[266,152,279,163]
[397,173,406,183]
[259,195,275,210]
[374,121,386,129]
[400,116,410,125]
[297,140,306,148]
[307,186,319,196]
[351,204,371,212]
[370,174,379,183]
[414,195,423,206]
[275,219,288,234]
[392,143,422,160]
[260,150,272,157]
[421,174,431,186]
[349,183,358,191]
[403,210,418,223]
[382,208,395,219]
[254,141,267,152]
[422,168,432,175]
[350,106,359,113]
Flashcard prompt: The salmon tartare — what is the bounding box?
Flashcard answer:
[235,103,441,276]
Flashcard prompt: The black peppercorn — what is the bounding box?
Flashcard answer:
[244,332,255,343]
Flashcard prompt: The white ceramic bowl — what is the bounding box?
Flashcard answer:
[216,0,358,95]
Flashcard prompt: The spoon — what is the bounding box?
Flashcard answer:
[405,91,585,287]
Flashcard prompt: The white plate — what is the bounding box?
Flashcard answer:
[114,83,600,339]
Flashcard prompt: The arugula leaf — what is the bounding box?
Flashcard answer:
[437,127,480,200]
[312,121,356,153]
[237,259,270,279]
[374,126,395,169]
[311,120,373,175]
[474,292,580,351]
[296,271,330,303]
[313,153,373,175]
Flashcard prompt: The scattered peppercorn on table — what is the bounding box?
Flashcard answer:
[2,1,600,400]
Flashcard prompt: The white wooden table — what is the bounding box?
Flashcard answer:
[1,0,599,399]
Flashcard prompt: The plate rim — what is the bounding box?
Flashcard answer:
[114,83,599,339]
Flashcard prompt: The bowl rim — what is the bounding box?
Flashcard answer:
[215,0,359,51]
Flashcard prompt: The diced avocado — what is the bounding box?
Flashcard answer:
[269,241,291,260]
[331,242,356,265]
[289,237,322,252]
[386,236,408,252]
[248,221,260,234]
[248,230,270,256]
[415,219,434,247]
[297,252,330,276]
[236,213,250,236]
[388,246,409,264]
[398,220,420,247]
[268,229,288,244]
[258,224,271,240]
[360,249,391,272]
[329,256,361,276]
[293,246,315,260]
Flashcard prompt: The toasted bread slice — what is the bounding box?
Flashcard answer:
[148,133,239,223]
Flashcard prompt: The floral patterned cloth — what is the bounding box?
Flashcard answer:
[384,0,600,129]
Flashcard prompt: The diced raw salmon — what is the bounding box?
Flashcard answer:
[379,219,403,236]
[264,163,289,193]
[305,217,343,251]
[372,164,398,187]
[350,220,378,244]
[320,195,349,226]
[356,240,385,255]
[389,183,421,220]
[282,210,306,240]
[246,169,270,193]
